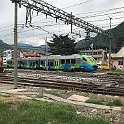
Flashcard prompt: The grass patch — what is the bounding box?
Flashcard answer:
[44,90,62,97]
[85,97,123,106]
[0,100,110,124]
[85,98,105,105]
[106,98,123,106]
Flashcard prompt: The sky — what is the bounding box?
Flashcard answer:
[0,0,124,46]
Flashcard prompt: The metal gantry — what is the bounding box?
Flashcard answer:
[15,0,110,37]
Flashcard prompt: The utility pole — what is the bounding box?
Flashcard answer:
[109,17,112,70]
[45,37,48,71]
[11,0,19,88]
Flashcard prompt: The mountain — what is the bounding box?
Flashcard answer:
[76,21,124,52]
[17,43,49,53]
[0,40,13,56]
[18,43,33,47]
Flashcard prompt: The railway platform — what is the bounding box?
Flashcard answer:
[0,84,122,111]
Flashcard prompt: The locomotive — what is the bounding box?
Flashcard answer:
[7,54,98,72]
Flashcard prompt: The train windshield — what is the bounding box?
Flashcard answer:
[87,56,96,62]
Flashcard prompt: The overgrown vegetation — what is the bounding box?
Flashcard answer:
[0,100,110,124]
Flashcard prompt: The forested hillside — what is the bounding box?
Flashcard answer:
[0,40,12,56]
[76,21,124,52]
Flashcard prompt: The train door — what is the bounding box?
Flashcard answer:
[54,59,60,70]
[40,60,44,69]
[48,60,54,70]
[36,60,40,69]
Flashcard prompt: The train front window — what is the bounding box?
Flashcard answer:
[88,57,96,62]
[82,57,87,62]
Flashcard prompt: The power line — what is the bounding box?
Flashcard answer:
[62,0,94,9]
[75,6,124,15]
[80,10,124,19]
[1,4,124,33]
[1,0,124,43]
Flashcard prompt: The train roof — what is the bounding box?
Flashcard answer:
[7,54,93,61]
[18,54,82,61]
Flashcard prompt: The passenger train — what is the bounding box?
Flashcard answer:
[7,54,98,72]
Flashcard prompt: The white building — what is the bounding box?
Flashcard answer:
[3,50,14,65]
[3,50,22,65]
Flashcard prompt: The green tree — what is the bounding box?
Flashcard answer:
[47,34,77,55]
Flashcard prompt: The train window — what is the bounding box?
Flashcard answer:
[20,61,22,64]
[50,62,54,66]
[66,59,70,64]
[82,57,87,62]
[57,61,58,66]
[61,59,65,64]
[48,62,50,66]
[88,57,96,62]
[30,62,32,65]
[33,62,35,66]
[36,61,38,64]
[40,61,43,65]
[71,59,75,64]
[24,62,26,65]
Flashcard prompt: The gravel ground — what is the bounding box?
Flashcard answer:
[0,69,124,124]
[0,82,124,124]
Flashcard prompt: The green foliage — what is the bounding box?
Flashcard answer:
[47,34,77,55]
[0,100,110,124]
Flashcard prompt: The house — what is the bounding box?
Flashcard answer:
[111,47,124,70]
[23,51,43,58]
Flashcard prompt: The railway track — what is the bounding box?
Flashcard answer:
[0,74,124,96]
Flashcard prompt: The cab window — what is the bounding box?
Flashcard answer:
[82,57,87,62]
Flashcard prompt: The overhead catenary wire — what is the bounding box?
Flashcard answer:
[0,3,124,32]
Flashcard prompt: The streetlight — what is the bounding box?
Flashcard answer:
[109,17,112,70]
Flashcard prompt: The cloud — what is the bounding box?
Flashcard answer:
[0,0,124,46]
